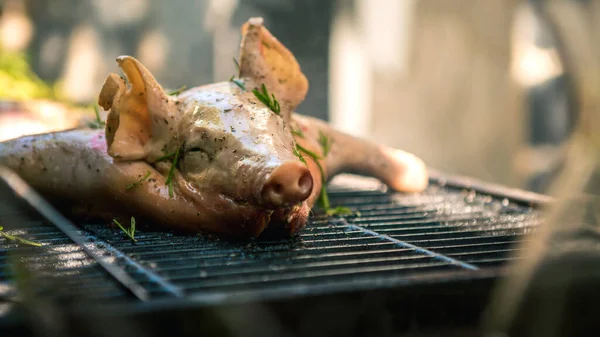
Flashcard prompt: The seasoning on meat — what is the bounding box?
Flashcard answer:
[0,17,429,238]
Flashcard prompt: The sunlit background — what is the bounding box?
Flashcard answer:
[0,0,570,193]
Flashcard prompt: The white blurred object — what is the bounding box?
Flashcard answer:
[329,3,372,138]
[356,0,416,75]
[92,0,149,26]
[59,25,103,103]
[137,29,170,73]
[0,0,33,52]
[511,3,564,87]
[205,0,240,82]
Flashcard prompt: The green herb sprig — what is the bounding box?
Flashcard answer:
[326,206,356,217]
[229,58,246,90]
[296,133,359,217]
[156,151,177,162]
[112,217,137,242]
[233,57,240,74]
[292,146,306,165]
[167,85,187,96]
[318,131,332,156]
[88,105,105,129]
[126,171,151,190]
[164,146,182,198]
[0,226,42,247]
[294,144,330,208]
[253,84,280,115]
[292,127,305,138]
[230,77,246,91]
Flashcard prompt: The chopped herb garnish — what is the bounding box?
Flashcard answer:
[125,171,151,190]
[112,217,137,242]
[296,143,358,217]
[233,57,240,74]
[293,146,306,165]
[156,151,177,162]
[165,145,182,198]
[296,144,322,161]
[230,77,246,91]
[167,85,187,96]
[317,185,330,209]
[88,105,105,129]
[318,131,332,156]
[292,127,305,138]
[326,206,360,217]
[252,83,280,115]
[0,226,42,247]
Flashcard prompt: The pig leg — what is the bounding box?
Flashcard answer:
[292,115,429,193]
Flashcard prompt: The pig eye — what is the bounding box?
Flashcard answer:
[183,146,214,162]
[186,147,206,153]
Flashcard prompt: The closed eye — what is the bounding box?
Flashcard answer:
[184,146,214,161]
[186,147,206,153]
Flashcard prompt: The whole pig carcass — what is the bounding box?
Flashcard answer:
[0,18,428,238]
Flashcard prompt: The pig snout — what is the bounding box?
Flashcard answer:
[261,161,313,207]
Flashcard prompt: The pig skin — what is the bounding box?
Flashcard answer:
[0,17,428,238]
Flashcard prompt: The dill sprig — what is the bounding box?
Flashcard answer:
[156,151,177,162]
[230,76,246,91]
[292,146,306,165]
[326,206,357,217]
[165,145,182,198]
[229,58,246,90]
[167,85,187,96]
[233,57,240,74]
[0,226,42,247]
[318,131,332,156]
[88,104,105,129]
[296,135,358,217]
[295,144,329,209]
[112,217,137,242]
[125,171,151,190]
[292,127,305,138]
[252,84,280,115]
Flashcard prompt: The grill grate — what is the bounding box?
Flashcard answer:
[0,174,545,305]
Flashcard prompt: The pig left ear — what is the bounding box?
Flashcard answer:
[238,17,309,122]
[98,56,177,161]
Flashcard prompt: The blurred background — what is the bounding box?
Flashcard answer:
[0,0,572,193]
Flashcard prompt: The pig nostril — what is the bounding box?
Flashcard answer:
[273,183,283,194]
[297,171,312,196]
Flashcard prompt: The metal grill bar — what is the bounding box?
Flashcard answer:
[344,222,479,270]
[83,234,184,298]
[0,166,150,301]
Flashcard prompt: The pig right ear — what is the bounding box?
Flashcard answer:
[238,17,309,122]
[98,56,177,161]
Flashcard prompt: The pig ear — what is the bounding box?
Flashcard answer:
[238,17,309,122]
[98,56,177,161]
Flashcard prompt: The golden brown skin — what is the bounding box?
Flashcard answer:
[0,17,428,239]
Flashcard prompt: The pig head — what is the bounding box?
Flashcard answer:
[97,17,315,236]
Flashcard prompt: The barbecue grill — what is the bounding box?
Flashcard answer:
[0,166,550,337]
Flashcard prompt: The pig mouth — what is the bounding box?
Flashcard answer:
[263,201,311,236]
[224,196,311,238]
